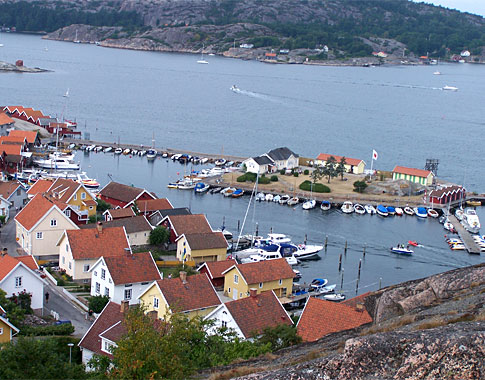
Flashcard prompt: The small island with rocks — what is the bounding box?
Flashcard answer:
[0,60,49,73]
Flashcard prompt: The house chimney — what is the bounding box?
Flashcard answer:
[1,248,7,257]
[97,221,103,234]
[179,271,187,284]
[355,303,364,312]
[120,300,129,313]
[249,288,257,298]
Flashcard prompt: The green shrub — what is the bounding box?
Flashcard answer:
[88,295,110,313]
[236,175,247,182]
[293,172,299,177]
[0,215,6,224]
[299,180,331,193]
[303,169,309,175]
[353,180,368,193]
[20,323,75,336]
[280,169,285,175]
[270,175,278,182]
[258,176,271,184]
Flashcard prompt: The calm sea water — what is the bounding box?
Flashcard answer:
[1,33,484,293]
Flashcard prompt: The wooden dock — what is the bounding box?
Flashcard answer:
[448,215,481,255]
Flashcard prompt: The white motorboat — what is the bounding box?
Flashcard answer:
[404,206,414,216]
[317,284,336,294]
[122,148,131,155]
[364,204,376,214]
[323,293,346,302]
[462,207,481,234]
[178,179,196,190]
[321,200,331,211]
[279,195,290,205]
[77,172,100,189]
[414,207,428,218]
[265,193,274,202]
[223,187,236,197]
[34,157,80,170]
[266,233,292,244]
[171,154,182,161]
[287,197,299,206]
[240,244,299,266]
[354,204,365,215]
[114,148,123,154]
[293,243,323,260]
[395,207,404,216]
[103,147,113,153]
[131,149,138,155]
[376,205,389,217]
[302,199,316,210]
[215,158,226,166]
[273,195,281,203]
[444,221,455,232]
[94,146,103,152]
[442,85,458,91]
[49,152,75,161]
[230,85,240,93]
[197,48,209,64]
[67,143,76,149]
[200,157,209,164]
[194,182,210,193]
[341,201,354,214]
[428,209,439,218]
[255,192,265,202]
[455,208,464,221]
[390,245,413,255]
[86,144,96,151]
[309,278,328,291]
[139,150,146,156]
[433,71,441,75]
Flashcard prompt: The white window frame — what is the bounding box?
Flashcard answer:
[62,256,65,264]
[124,289,132,300]
[234,274,239,284]
[153,297,159,309]
[101,269,106,280]
[15,276,22,288]
[36,232,43,240]
[50,219,57,227]
[83,264,90,272]
[95,282,100,294]
[279,279,283,285]
[65,209,71,217]
[104,287,109,297]
[259,282,263,288]
[68,262,72,270]
[81,192,86,200]
[74,194,77,201]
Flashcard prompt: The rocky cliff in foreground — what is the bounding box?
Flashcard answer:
[201,263,485,380]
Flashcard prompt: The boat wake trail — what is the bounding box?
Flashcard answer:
[231,87,286,104]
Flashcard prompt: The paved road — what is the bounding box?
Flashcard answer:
[2,210,91,338]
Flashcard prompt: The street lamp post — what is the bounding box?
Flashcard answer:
[67,343,74,364]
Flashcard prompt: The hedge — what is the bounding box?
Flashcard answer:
[270,175,278,182]
[20,323,75,336]
[299,180,331,193]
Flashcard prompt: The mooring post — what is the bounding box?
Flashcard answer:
[344,241,348,255]
[358,259,362,279]
[363,243,366,257]
[324,235,328,252]
[340,268,344,289]
[222,216,225,229]
[379,277,382,290]
[355,279,359,294]
[255,223,259,237]
[237,220,240,232]
[338,254,342,272]
[270,227,273,234]
[304,234,307,245]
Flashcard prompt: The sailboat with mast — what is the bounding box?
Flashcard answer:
[197,44,209,64]
[146,132,157,160]
[302,182,316,210]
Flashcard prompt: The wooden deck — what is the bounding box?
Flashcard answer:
[448,215,481,255]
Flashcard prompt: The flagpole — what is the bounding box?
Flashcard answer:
[370,151,374,180]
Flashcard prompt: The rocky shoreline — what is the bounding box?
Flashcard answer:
[0,60,49,73]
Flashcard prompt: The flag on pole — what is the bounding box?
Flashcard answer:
[372,150,378,160]
[182,241,187,262]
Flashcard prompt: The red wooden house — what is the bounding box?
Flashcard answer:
[429,185,466,205]
[98,181,157,208]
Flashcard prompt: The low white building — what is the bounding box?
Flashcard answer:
[205,290,292,340]
[0,253,45,314]
[89,252,161,305]
[242,156,274,175]
[243,147,299,174]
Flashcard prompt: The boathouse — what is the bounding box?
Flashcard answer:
[316,153,366,174]
[392,166,434,186]
[429,185,466,205]
[0,113,15,136]
[98,181,156,208]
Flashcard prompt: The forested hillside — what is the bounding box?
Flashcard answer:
[1,0,485,58]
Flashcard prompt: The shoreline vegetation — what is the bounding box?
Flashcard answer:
[0,60,48,73]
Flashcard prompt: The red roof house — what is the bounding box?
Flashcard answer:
[98,181,156,208]
[160,214,213,243]
[198,259,237,288]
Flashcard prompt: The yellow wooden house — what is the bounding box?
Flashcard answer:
[0,305,19,343]
[138,272,221,320]
[392,166,434,186]
[316,153,366,175]
[222,258,295,301]
[176,232,228,264]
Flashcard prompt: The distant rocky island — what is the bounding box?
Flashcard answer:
[2,0,485,65]
[0,60,48,73]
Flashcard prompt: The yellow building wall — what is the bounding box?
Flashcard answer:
[223,268,293,300]
[315,160,365,175]
[69,188,97,217]
[0,320,13,343]
[176,238,226,263]
[140,283,217,320]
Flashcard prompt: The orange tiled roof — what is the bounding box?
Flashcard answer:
[0,254,20,281]
[392,166,432,178]
[225,291,292,338]
[199,259,236,279]
[0,136,27,144]
[26,179,54,195]
[0,180,23,200]
[228,258,295,285]
[47,178,82,203]
[138,198,173,212]
[16,255,39,271]
[14,193,58,231]
[0,113,14,125]
[8,130,39,144]
[317,153,364,167]
[0,144,22,156]
[65,226,129,260]
[155,273,221,313]
[297,297,372,342]
[102,252,161,285]
[167,214,212,236]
